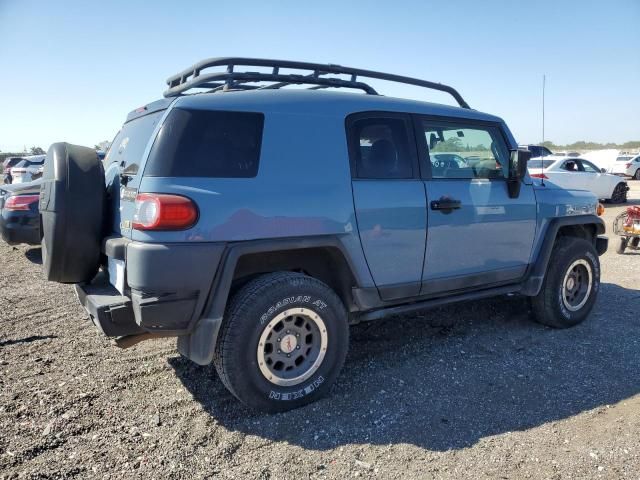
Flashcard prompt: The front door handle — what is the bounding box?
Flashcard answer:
[431,198,461,211]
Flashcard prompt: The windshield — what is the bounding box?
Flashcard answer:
[616,156,632,162]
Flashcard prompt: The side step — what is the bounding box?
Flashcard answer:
[356,285,521,323]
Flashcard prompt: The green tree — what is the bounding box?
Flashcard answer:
[432,136,464,152]
[30,146,45,155]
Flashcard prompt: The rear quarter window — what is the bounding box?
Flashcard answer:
[144,108,264,178]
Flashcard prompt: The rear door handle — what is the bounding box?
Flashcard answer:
[431,198,461,211]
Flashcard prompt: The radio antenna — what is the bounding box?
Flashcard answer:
[541,74,546,186]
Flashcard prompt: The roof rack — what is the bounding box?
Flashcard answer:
[164,57,470,108]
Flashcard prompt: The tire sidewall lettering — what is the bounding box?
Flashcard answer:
[259,296,327,325]
[257,295,333,401]
[268,376,325,401]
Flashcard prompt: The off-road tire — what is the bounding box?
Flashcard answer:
[531,237,600,328]
[631,237,640,249]
[616,237,628,254]
[213,272,349,412]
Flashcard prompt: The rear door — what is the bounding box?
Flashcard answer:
[415,117,537,294]
[347,113,427,300]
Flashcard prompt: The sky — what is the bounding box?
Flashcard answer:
[0,0,638,153]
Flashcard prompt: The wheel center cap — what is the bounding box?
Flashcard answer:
[566,277,576,291]
[280,334,297,354]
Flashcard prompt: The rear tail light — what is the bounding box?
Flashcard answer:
[530,173,548,179]
[132,193,198,230]
[5,194,39,211]
[626,163,632,168]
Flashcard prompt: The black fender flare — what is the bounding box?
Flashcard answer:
[177,235,364,365]
[520,214,606,296]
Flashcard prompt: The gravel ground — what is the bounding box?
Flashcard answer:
[1,184,639,479]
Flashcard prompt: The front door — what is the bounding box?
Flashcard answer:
[347,113,427,300]
[415,117,537,295]
[578,159,608,198]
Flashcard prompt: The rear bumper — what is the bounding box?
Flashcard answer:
[77,237,226,337]
[75,273,143,337]
[75,270,207,337]
[0,210,40,245]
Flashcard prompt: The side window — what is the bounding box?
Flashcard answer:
[349,116,414,179]
[104,110,165,171]
[562,160,579,172]
[420,120,509,179]
[579,160,600,173]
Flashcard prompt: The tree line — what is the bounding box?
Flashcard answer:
[540,140,640,151]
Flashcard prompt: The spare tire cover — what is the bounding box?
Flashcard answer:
[40,143,105,283]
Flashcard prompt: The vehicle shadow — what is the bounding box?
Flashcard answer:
[170,282,640,452]
[24,247,42,264]
[0,335,57,347]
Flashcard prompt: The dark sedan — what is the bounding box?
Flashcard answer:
[0,179,42,245]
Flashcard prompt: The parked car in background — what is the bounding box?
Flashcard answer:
[520,144,553,159]
[528,156,628,203]
[10,155,46,184]
[2,156,25,184]
[0,179,42,245]
[551,151,580,158]
[609,154,640,179]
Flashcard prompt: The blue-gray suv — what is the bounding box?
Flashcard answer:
[39,58,608,412]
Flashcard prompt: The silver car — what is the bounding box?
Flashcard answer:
[9,155,46,184]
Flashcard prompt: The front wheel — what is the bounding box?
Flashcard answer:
[214,272,349,412]
[609,183,628,204]
[531,237,600,328]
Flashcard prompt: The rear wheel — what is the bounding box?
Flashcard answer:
[631,237,640,249]
[531,237,600,328]
[634,169,640,180]
[214,272,349,412]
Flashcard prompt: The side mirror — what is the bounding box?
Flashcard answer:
[600,168,607,173]
[507,149,531,198]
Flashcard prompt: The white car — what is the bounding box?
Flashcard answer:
[10,155,46,184]
[610,154,640,180]
[528,156,628,203]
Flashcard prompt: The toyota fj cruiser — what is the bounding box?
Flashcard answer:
[40,58,608,412]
